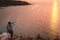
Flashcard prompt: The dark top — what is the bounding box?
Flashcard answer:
[7,21,14,32]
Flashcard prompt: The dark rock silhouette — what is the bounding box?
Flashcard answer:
[0,0,31,7]
[35,34,45,40]
[54,36,60,40]
[0,0,15,2]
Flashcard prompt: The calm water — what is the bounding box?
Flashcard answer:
[0,1,60,38]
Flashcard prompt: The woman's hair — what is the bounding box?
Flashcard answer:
[8,21,12,24]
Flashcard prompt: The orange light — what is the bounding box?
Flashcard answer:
[50,0,58,40]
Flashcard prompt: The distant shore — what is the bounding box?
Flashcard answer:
[0,1,31,7]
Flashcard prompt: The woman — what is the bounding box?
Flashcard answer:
[7,21,15,40]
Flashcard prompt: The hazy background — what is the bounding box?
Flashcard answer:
[0,0,60,38]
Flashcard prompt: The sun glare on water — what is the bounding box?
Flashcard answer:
[50,0,58,40]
